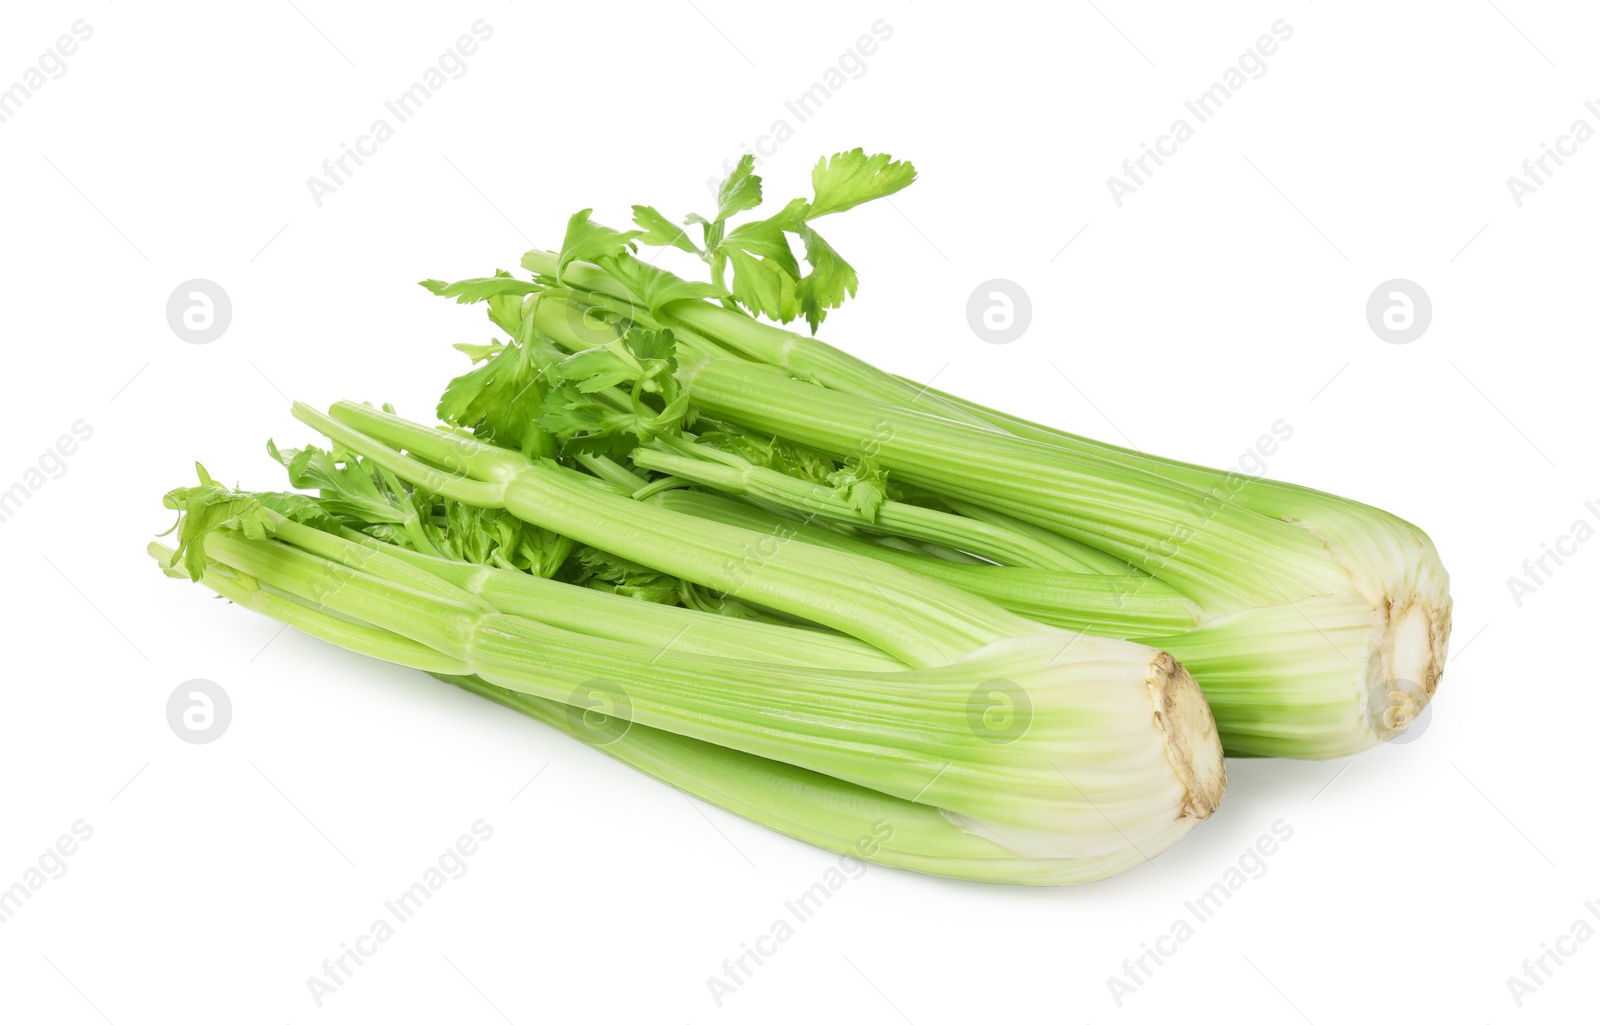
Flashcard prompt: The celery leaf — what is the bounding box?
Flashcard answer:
[556,209,643,283]
[807,149,917,218]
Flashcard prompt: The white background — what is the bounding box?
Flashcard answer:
[1,1,1595,1022]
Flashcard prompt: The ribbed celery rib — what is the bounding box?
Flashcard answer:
[202,525,1186,847]
[293,401,1042,668]
[652,491,1202,638]
[154,513,1219,872]
[150,541,1149,884]
[630,435,1111,572]
[513,251,1451,757]
[679,357,1349,610]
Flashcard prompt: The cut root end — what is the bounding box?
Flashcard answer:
[1359,589,1452,744]
[1385,593,1452,699]
[1147,653,1227,821]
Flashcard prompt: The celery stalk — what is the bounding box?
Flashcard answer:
[169,523,1225,865]
[147,543,1171,884]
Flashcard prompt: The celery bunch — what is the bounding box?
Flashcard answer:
[154,150,1450,884]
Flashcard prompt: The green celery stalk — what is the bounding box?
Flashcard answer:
[630,434,1117,573]
[656,490,1395,758]
[184,526,1225,863]
[511,247,1448,755]
[293,400,1044,668]
[147,542,1165,884]
[261,509,902,672]
[651,490,1201,638]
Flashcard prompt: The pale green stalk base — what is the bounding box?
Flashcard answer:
[152,540,1220,883]
[664,359,1447,756]
[443,674,1164,886]
[654,485,1438,758]
[200,525,1222,856]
